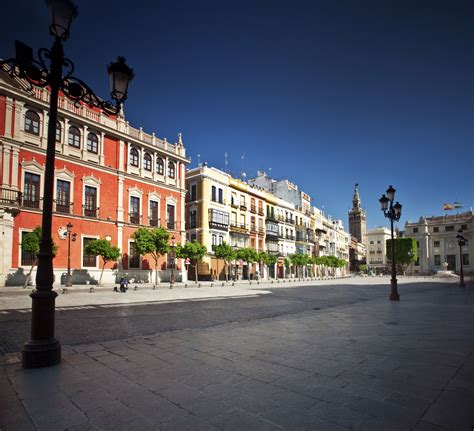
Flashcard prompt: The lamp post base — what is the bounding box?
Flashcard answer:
[389,278,400,301]
[460,277,465,288]
[22,338,61,368]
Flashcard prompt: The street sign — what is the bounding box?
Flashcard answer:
[185,258,190,265]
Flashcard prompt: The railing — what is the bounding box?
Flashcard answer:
[230,223,249,234]
[230,201,239,208]
[167,221,177,230]
[250,224,257,233]
[250,205,257,213]
[286,235,295,240]
[286,218,295,224]
[266,230,279,239]
[149,218,160,227]
[258,208,264,216]
[240,204,247,211]
[258,227,265,235]
[0,188,22,206]
[55,201,71,214]
[23,198,40,209]
[84,206,98,218]
[129,213,141,224]
[209,220,229,230]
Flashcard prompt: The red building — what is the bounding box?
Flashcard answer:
[0,67,189,286]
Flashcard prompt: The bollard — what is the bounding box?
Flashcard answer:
[169,284,173,289]
[210,283,213,287]
[89,286,95,293]
[185,283,187,288]
[134,285,138,291]
[232,282,234,286]
[222,282,225,287]
[62,288,67,294]
[198,283,201,287]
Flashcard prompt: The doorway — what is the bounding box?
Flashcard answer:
[446,255,456,271]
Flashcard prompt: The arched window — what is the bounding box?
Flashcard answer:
[87,132,99,153]
[24,110,40,135]
[143,152,152,171]
[156,157,164,175]
[68,126,81,148]
[129,147,139,167]
[55,121,62,143]
[167,161,175,178]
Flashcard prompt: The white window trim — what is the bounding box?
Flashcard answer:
[22,107,42,143]
[18,228,34,269]
[54,167,75,211]
[82,175,101,217]
[81,234,100,270]
[21,159,45,210]
[128,239,141,269]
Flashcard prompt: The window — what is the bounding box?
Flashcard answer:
[129,147,139,167]
[56,180,70,213]
[445,225,454,232]
[84,186,97,217]
[413,228,419,233]
[86,132,99,154]
[149,201,159,226]
[462,254,469,266]
[189,210,197,229]
[129,242,140,269]
[143,152,152,171]
[190,233,197,242]
[68,126,81,148]
[433,241,440,248]
[55,121,62,143]
[23,172,40,208]
[212,234,217,246]
[433,227,439,233]
[231,192,237,206]
[83,238,97,267]
[376,240,381,244]
[219,235,224,245]
[211,186,217,202]
[130,196,140,224]
[156,157,164,175]
[167,204,175,229]
[21,231,37,266]
[434,255,441,266]
[24,110,40,135]
[218,188,223,204]
[209,209,229,226]
[369,241,374,244]
[190,184,197,201]
[168,161,175,178]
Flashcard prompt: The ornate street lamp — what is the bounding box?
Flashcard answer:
[456,229,466,287]
[379,185,403,301]
[1,0,134,368]
[63,222,77,293]
[169,235,176,289]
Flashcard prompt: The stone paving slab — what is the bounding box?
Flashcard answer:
[1,281,474,430]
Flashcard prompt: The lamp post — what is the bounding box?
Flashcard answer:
[456,229,466,287]
[379,185,402,301]
[63,222,76,293]
[169,235,176,289]
[1,0,134,368]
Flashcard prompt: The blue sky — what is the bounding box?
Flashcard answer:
[1,0,472,229]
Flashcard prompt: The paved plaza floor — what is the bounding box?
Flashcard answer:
[1,277,473,430]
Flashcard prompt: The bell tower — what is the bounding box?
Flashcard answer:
[348,183,366,243]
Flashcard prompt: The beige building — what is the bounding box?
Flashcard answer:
[404,211,472,275]
[366,227,393,271]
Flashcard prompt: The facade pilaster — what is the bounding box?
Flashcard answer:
[10,147,19,189]
[12,100,24,141]
[4,97,14,138]
[2,145,11,186]
[99,132,105,165]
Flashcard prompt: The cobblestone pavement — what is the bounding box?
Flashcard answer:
[1,278,473,430]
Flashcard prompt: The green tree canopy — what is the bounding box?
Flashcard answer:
[213,242,236,282]
[236,247,259,264]
[386,237,418,275]
[132,227,170,286]
[176,240,208,282]
[85,239,121,286]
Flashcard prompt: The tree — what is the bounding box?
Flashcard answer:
[132,227,169,287]
[258,252,277,279]
[283,257,291,278]
[20,227,57,289]
[85,239,121,286]
[176,240,207,283]
[290,253,309,279]
[386,237,418,275]
[213,242,236,282]
[236,247,259,279]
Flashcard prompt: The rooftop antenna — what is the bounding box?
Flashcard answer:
[224,152,228,173]
[241,152,245,175]
[197,154,201,167]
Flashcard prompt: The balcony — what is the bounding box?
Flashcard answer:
[84,205,98,218]
[209,220,229,231]
[23,197,41,209]
[240,204,247,211]
[250,224,257,233]
[250,205,257,213]
[258,227,265,235]
[230,223,249,235]
[258,208,264,216]
[266,231,279,241]
[129,213,141,224]
[167,221,177,230]
[286,218,295,225]
[55,201,71,214]
[230,200,239,208]
[286,234,295,241]
[149,217,160,227]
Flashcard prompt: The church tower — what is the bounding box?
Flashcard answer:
[348,183,366,243]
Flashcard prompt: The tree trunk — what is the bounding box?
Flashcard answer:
[194,262,198,283]
[23,259,36,289]
[155,258,159,287]
[224,261,228,282]
[98,261,106,286]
